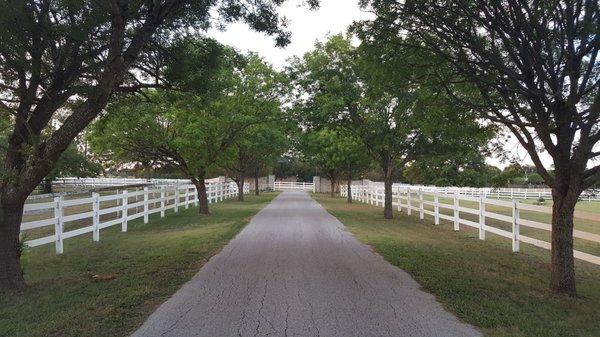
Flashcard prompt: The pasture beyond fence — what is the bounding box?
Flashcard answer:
[22,180,249,254]
[341,184,600,266]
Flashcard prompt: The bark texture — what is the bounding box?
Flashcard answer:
[347,178,353,203]
[383,177,393,219]
[193,176,209,215]
[0,200,26,291]
[550,188,578,296]
[237,176,245,202]
[254,173,260,196]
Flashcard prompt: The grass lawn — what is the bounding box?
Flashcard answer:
[0,192,278,337]
[313,193,600,337]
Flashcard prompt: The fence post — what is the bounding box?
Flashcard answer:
[478,195,486,240]
[434,194,439,225]
[160,187,165,218]
[143,187,149,224]
[175,187,179,212]
[453,192,459,231]
[121,190,128,232]
[92,192,100,242]
[54,196,64,254]
[419,189,424,220]
[185,186,190,209]
[397,188,402,213]
[512,200,520,252]
[407,188,412,215]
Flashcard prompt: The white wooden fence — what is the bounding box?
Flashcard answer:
[341,184,600,266]
[22,181,249,254]
[391,184,600,202]
[51,177,221,188]
[273,181,315,192]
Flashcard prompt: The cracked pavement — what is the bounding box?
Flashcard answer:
[131,191,481,337]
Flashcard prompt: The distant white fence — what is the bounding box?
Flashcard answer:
[341,184,600,266]
[391,185,600,202]
[51,177,219,188]
[22,180,249,254]
[273,181,315,192]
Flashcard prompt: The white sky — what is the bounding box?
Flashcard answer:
[207,0,553,170]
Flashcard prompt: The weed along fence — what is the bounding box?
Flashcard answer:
[273,181,315,191]
[341,184,600,266]
[22,180,249,254]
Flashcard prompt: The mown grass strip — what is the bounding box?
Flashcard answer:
[0,192,278,337]
[313,193,600,337]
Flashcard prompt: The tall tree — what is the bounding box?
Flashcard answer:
[218,55,287,200]
[0,0,317,291]
[90,48,283,213]
[292,35,493,218]
[358,0,599,295]
[300,128,371,200]
[41,144,102,194]
[222,123,288,200]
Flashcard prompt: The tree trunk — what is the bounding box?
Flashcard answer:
[550,189,578,296]
[193,175,209,215]
[0,198,26,291]
[347,176,353,204]
[42,178,53,194]
[237,175,245,202]
[330,178,336,198]
[383,176,393,219]
[254,172,260,196]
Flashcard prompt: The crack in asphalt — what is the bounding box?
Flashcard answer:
[131,191,481,337]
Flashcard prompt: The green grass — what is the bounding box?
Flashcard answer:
[0,192,278,337]
[313,194,600,337]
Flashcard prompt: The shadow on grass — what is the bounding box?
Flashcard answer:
[0,192,279,337]
[313,193,600,337]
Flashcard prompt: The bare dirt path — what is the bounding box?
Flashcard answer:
[131,190,480,337]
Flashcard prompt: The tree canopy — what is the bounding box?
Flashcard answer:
[0,0,319,290]
[291,35,495,218]
[89,41,285,214]
[356,0,600,295]
[300,128,372,199]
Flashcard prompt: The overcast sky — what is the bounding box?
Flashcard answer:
[207,0,553,169]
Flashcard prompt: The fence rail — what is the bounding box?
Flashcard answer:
[341,184,600,266]
[388,184,600,202]
[273,181,315,191]
[22,180,249,254]
[50,177,222,188]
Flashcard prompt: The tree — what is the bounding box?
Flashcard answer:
[358,0,599,295]
[90,47,282,214]
[41,144,102,194]
[300,128,371,200]
[222,123,288,200]
[292,35,493,218]
[0,0,316,291]
[403,160,501,188]
[274,156,314,182]
[217,56,287,200]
